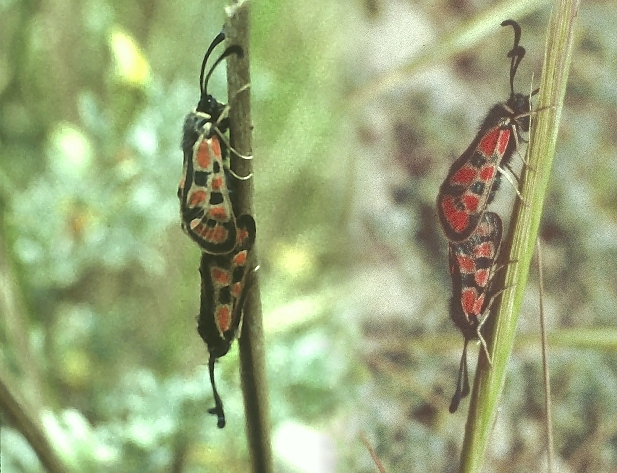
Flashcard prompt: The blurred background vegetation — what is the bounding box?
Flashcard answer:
[0,0,616,472]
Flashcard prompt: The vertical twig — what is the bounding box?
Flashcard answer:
[0,236,44,405]
[459,0,580,471]
[360,432,387,473]
[0,234,62,471]
[225,3,273,473]
[536,238,554,473]
[0,364,70,473]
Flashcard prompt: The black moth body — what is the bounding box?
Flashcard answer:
[198,214,256,428]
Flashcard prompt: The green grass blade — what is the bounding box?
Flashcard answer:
[459,0,581,471]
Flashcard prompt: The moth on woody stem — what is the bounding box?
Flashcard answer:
[198,214,256,428]
[178,31,247,254]
[448,211,503,413]
[179,32,257,428]
[436,19,537,243]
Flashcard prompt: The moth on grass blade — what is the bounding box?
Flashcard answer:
[448,211,503,413]
[436,20,537,243]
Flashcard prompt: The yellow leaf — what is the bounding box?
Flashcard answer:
[108,28,150,86]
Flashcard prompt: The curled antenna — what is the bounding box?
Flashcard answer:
[199,31,226,97]
[202,45,244,98]
[501,19,526,96]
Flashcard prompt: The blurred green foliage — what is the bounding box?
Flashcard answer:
[350,2,617,472]
[0,0,352,471]
[2,0,617,472]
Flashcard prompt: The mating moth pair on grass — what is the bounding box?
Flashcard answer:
[436,20,538,413]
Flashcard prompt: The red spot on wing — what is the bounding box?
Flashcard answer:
[479,166,496,182]
[461,288,479,317]
[456,254,475,274]
[232,282,243,298]
[209,207,229,220]
[442,196,470,233]
[237,228,249,244]
[472,293,485,317]
[216,306,231,332]
[475,269,490,288]
[204,225,228,243]
[232,250,247,266]
[196,140,212,169]
[461,289,486,320]
[478,128,511,160]
[211,176,223,191]
[462,194,480,212]
[210,137,221,157]
[188,190,207,208]
[450,166,476,186]
[477,128,500,156]
[474,242,494,258]
[191,221,229,243]
[496,129,511,154]
[211,267,229,285]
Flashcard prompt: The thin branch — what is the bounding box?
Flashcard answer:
[0,236,44,405]
[225,3,273,473]
[360,432,387,473]
[0,361,70,473]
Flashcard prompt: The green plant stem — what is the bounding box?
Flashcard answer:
[225,3,273,473]
[459,1,581,471]
[537,239,554,473]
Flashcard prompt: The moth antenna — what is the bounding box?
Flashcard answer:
[501,19,526,96]
[501,19,521,52]
[203,45,244,98]
[207,355,226,428]
[199,31,226,97]
[509,46,526,95]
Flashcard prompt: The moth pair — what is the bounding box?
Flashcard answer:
[436,20,535,413]
[178,32,255,428]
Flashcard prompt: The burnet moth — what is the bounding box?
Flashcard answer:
[181,32,256,428]
[178,31,245,254]
[436,19,534,243]
[198,213,256,428]
[448,211,503,413]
